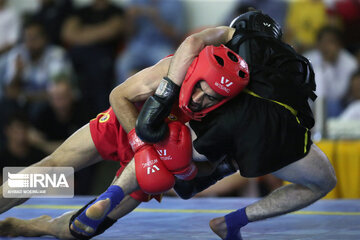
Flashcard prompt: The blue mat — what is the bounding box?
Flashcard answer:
[0,197,359,240]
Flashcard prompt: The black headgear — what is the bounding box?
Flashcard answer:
[229,10,282,39]
[226,10,282,65]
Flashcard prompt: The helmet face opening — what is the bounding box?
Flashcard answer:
[179,45,250,121]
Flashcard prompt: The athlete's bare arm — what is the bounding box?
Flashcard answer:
[168,26,235,86]
[109,27,235,133]
[109,57,172,133]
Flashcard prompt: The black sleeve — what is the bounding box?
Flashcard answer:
[190,108,233,162]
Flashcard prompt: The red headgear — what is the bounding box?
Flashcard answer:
[179,45,249,121]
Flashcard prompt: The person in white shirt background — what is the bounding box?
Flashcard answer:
[339,69,360,120]
[305,25,358,118]
[0,0,20,98]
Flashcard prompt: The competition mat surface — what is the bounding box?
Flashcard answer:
[0,197,359,240]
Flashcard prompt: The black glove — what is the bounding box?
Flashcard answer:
[136,77,180,143]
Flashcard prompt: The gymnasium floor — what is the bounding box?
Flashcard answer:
[0,197,359,240]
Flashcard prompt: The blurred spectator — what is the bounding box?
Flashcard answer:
[284,0,328,53]
[3,20,73,106]
[326,0,360,53]
[0,95,21,151]
[355,47,360,67]
[115,0,185,84]
[0,113,46,173]
[61,0,126,115]
[223,0,287,27]
[305,26,358,117]
[28,77,97,195]
[31,0,73,45]
[0,0,20,98]
[0,0,19,55]
[338,69,360,120]
[29,76,90,154]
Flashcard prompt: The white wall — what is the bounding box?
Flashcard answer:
[7,0,39,14]
[182,0,238,31]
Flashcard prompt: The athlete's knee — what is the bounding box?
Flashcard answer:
[310,161,337,196]
[306,145,337,195]
[319,156,337,194]
[321,166,337,194]
[328,171,337,191]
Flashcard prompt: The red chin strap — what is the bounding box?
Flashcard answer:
[179,45,250,121]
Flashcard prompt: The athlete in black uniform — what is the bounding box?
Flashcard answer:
[190,10,316,177]
[172,10,336,240]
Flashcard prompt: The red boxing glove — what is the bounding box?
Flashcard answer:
[128,129,175,194]
[154,121,198,180]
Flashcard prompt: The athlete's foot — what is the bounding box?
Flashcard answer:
[71,198,111,235]
[209,216,228,239]
[48,211,77,239]
[0,215,52,237]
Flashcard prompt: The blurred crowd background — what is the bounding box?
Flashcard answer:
[0,0,359,198]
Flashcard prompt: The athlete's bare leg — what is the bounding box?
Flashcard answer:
[70,159,141,234]
[0,212,73,238]
[69,150,221,235]
[210,144,337,239]
[68,124,219,235]
[0,195,140,239]
[0,124,102,214]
